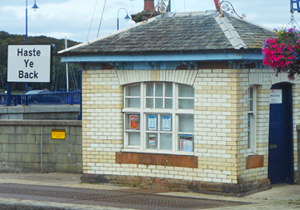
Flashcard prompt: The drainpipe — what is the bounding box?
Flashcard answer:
[40,126,43,172]
[78,69,82,120]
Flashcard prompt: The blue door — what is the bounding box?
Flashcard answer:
[268,83,293,184]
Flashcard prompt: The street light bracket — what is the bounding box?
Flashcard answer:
[117,8,131,30]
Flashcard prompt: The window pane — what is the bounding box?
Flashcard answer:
[248,114,251,131]
[146,98,153,108]
[125,114,140,130]
[146,83,154,96]
[125,84,140,96]
[147,114,158,131]
[146,133,158,149]
[155,98,163,108]
[156,83,163,96]
[249,87,253,99]
[248,114,252,148]
[248,87,254,111]
[179,134,193,152]
[248,99,253,111]
[248,131,251,148]
[179,99,194,109]
[165,83,173,97]
[160,133,172,150]
[125,98,140,108]
[165,99,172,109]
[179,84,194,97]
[128,132,140,146]
[179,115,194,132]
[161,115,172,131]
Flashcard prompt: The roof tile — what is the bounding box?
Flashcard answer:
[62,11,275,54]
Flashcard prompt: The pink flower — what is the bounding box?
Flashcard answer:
[286,61,290,65]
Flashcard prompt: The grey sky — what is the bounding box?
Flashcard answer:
[0,0,297,42]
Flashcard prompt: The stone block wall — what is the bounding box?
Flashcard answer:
[0,120,82,173]
[0,105,80,120]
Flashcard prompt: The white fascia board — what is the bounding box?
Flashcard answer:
[60,52,263,63]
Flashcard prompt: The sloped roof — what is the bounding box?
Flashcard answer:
[59,11,275,55]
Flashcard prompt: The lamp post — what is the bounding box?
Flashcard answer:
[25,0,39,92]
[26,0,39,44]
[117,8,131,30]
[6,0,39,105]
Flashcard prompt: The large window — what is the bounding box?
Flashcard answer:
[123,82,194,153]
[247,86,257,153]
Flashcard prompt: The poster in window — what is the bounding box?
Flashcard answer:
[148,115,157,130]
[149,134,156,147]
[130,115,139,130]
[162,116,171,131]
[180,134,193,152]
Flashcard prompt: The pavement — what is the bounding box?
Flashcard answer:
[0,173,299,210]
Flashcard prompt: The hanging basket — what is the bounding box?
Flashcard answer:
[262,27,300,80]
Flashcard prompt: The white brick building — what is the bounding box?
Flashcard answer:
[59,11,300,196]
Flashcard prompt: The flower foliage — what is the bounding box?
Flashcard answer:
[262,27,300,80]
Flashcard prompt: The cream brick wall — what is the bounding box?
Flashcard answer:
[293,83,300,172]
[82,68,299,185]
[82,70,123,174]
[194,69,242,184]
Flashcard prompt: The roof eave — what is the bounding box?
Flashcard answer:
[60,49,263,63]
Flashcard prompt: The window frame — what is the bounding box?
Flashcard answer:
[122,82,194,154]
[247,86,257,153]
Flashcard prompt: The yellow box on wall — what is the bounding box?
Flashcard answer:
[51,129,66,140]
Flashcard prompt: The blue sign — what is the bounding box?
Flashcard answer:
[291,0,300,13]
